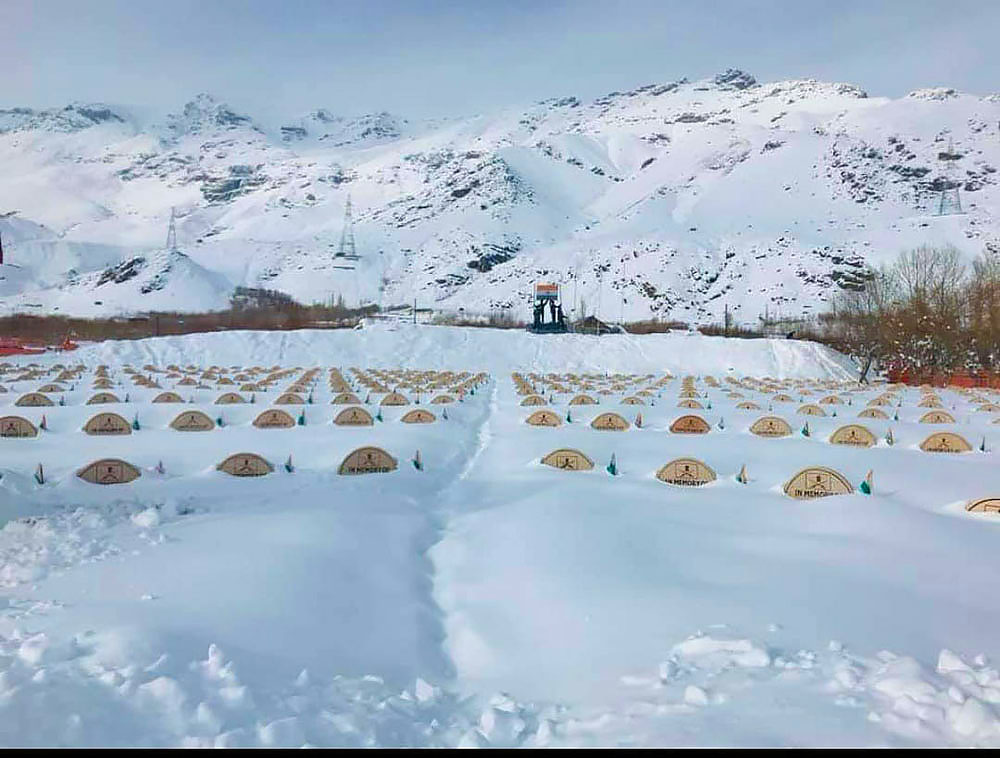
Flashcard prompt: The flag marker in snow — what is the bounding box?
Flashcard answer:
[635,412,643,428]
[216,415,224,427]
[736,463,749,484]
[413,449,423,471]
[58,395,65,406]
[285,455,294,473]
[375,408,383,422]
[566,409,572,423]
[442,407,448,420]
[860,469,873,495]
[155,460,166,475]
[125,392,130,403]
[132,413,140,431]
[39,414,47,431]
[34,463,44,485]
[801,421,811,437]
[885,428,894,446]
[606,453,618,476]
[981,436,987,452]
[717,416,725,430]
[365,393,371,404]
[297,410,306,426]
[308,391,314,404]
[250,393,255,404]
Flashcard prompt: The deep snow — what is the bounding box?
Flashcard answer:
[0,324,999,747]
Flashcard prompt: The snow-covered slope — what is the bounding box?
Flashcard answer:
[2,70,999,321]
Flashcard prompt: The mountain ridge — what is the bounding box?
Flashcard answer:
[1,68,998,323]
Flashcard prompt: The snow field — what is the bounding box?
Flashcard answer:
[0,326,998,746]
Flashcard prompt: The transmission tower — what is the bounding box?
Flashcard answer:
[336,195,359,261]
[166,207,178,251]
[936,137,963,216]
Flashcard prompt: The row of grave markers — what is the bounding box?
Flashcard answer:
[41,445,414,485]
[520,409,981,451]
[0,406,447,437]
[57,447,1000,513]
[533,448,997,512]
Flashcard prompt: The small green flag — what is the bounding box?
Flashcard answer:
[801,422,810,437]
[606,453,617,476]
[860,470,873,495]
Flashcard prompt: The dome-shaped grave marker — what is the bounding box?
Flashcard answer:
[77,458,141,485]
[797,404,826,417]
[170,410,215,431]
[919,410,955,424]
[0,415,38,438]
[87,392,120,405]
[526,409,561,427]
[83,412,131,435]
[331,392,361,406]
[677,399,704,410]
[401,409,436,424]
[966,498,1000,515]
[541,448,594,471]
[338,446,398,475]
[590,412,629,431]
[217,453,273,477]
[153,391,184,403]
[656,458,716,486]
[16,392,53,407]
[783,467,853,499]
[750,416,792,438]
[253,409,296,429]
[334,407,374,426]
[858,407,888,419]
[669,415,710,434]
[919,432,972,453]
[829,424,876,448]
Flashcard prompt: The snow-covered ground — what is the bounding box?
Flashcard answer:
[1,324,999,747]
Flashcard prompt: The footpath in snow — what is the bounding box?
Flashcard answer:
[0,324,998,746]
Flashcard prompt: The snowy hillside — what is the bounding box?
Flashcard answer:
[1,326,1000,747]
[1,71,999,321]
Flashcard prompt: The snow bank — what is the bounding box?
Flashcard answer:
[19,323,857,379]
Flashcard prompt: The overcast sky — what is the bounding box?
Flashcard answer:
[5,0,999,120]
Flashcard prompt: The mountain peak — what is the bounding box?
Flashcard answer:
[167,93,255,136]
[712,68,757,90]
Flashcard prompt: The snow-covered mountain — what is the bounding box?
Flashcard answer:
[2,69,999,322]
